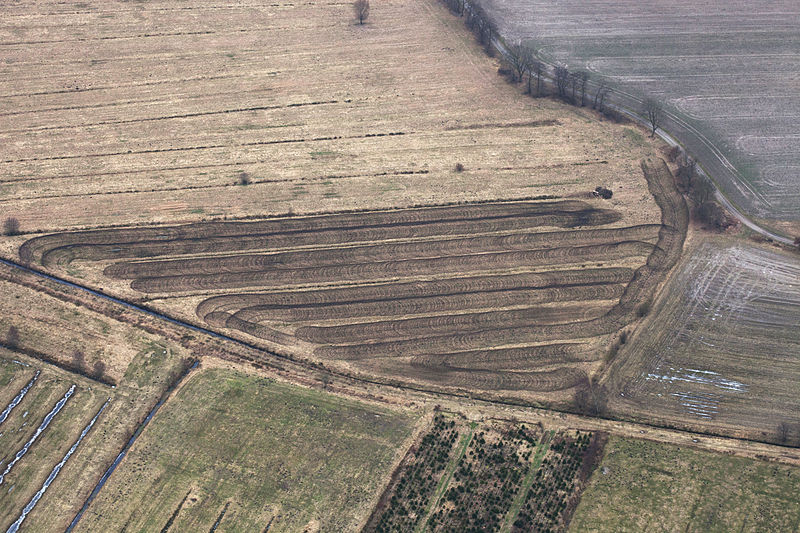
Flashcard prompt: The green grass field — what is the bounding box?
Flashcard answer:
[77,368,418,532]
[570,436,800,532]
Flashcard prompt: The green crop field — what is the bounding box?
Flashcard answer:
[76,368,418,532]
[571,436,800,532]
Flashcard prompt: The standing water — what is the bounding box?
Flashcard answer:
[6,399,109,533]
[0,384,75,485]
[0,371,40,426]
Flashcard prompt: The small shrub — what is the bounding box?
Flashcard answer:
[619,330,628,345]
[636,300,652,318]
[3,217,20,236]
[454,162,465,172]
[237,172,251,185]
[5,326,20,349]
[594,186,613,199]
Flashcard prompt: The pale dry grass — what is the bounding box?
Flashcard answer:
[0,0,662,234]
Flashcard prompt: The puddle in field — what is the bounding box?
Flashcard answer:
[645,367,747,393]
[645,366,747,420]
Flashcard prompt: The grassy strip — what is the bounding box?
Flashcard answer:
[499,430,554,533]
[414,422,476,533]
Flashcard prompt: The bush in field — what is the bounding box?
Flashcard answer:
[72,350,87,373]
[5,326,20,349]
[92,360,107,380]
[696,201,731,230]
[353,0,369,24]
[3,217,20,236]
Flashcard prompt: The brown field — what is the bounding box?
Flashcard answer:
[18,159,686,403]
[0,0,664,239]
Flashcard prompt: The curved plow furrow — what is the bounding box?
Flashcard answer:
[312,310,622,361]
[105,223,657,280]
[48,207,628,269]
[195,266,634,320]
[22,200,609,265]
[400,363,587,392]
[295,302,613,344]
[233,283,626,323]
[410,343,597,370]
[130,241,654,293]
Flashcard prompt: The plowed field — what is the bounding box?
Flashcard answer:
[19,160,686,402]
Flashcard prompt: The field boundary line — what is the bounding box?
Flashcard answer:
[414,422,476,532]
[500,430,554,533]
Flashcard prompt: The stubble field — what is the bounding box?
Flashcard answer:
[1,0,662,235]
[475,0,800,229]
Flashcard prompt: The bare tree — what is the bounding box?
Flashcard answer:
[778,421,790,444]
[5,326,20,350]
[677,154,697,191]
[531,59,545,97]
[353,0,369,24]
[690,173,715,205]
[554,64,570,98]
[574,71,589,106]
[569,72,579,103]
[506,40,526,83]
[573,376,608,416]
[3,217,20,236]
[643,97,663,137]
[593,82,612,113]
[72,350,86,373]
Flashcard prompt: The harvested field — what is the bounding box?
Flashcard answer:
[605,239,800,442]
[570,436,800,532]
[76,368,418,533]
[0,0,664,237]
[20,159,686,401]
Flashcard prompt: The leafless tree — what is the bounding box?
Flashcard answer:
[690,173,715,205]
[506,40,526,83]
[444,0,464,15]
[573,376,608,416]
[3,217,20,236]
[92,360,106,380]
[677,154,697,191]
[778,421,790,444]
[72,350,86,372]
[593,82,612,113]
[353,0,369,24]
[554,64,570,98]
[531,59,545,97]
[574,71,589,106]
[643,97,663,137]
